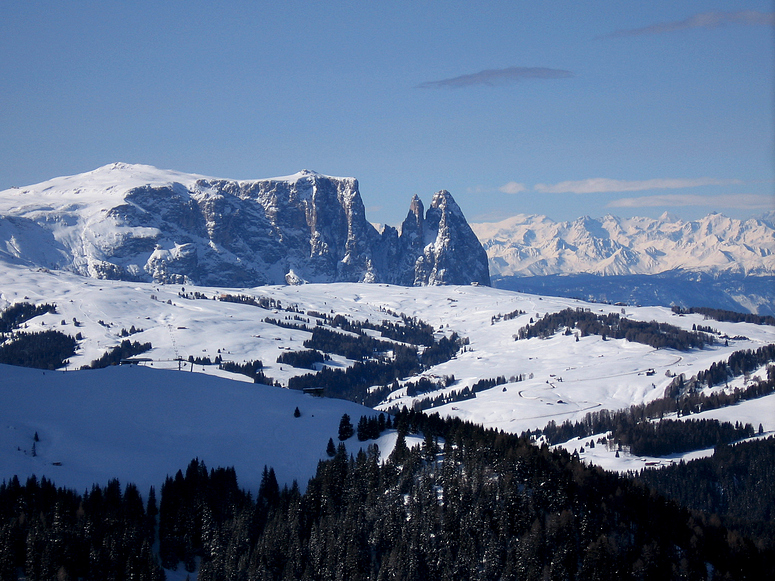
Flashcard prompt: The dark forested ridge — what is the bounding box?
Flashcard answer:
[3,410,772,580]
[0,476,164,580]
[671,305,775,326]
[638,437,775,552]
[518,308,714,350]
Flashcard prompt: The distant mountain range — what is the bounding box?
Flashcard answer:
[0,163,490,287]
[472,213,774,277]
[472,213,775,315]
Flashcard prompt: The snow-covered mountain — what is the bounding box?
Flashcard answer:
[472,212,775,277]
[0,163,490,287]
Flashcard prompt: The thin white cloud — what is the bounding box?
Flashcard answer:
[604,10,774,38]
[417,67,573,89]
[498,181,527,195]
[534,177,741,194]
[608,193,773,210]
[466,185,490,194]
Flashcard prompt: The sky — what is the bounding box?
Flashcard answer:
[1,1,773,226]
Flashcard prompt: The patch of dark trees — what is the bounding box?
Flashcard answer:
[620,418,754,457]
[119,325,144,337]
[302,326,401,361]
[179,290,209,300]
[672,305,775,326]
[535,406,757,456]
[289,329,461,405]
[218,293,283,310]
[490,307,526,324]
[276,349,329,370]
[407,375,508,401]
[0,330,77,370]
[403,386,476,411]
[0,476,164,580]
[288,345,421,406]
[0,302,57,333]
[263,316,312,332]
[269,310,439,349]
[392,375,531,413]
[518,307,714,350]
[419,333,460,367]
[188,354,223,366]
[316,313,436,347]
[356,413,391,441]
[404,375,456,398]
[690,343,775,390]
[219,359,279,386]
[638,437,775,551]
[82,339,153,369]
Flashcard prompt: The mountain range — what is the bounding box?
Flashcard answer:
[471,212,775,277]
[2,164,773,314]
[0,163,490,288]
[471,213,775,315]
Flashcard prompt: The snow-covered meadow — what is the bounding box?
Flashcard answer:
[1,261,773,490]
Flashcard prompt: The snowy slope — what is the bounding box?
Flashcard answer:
[0,363,397,495]
[2,262,773,439]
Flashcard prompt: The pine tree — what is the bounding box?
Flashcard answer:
[294,406,301,418]
[326,438,336,457]
[338,414,354,441]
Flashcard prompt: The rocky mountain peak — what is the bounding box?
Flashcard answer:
[0,165,490,288]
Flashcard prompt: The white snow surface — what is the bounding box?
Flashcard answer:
[1,261,774,494]
[0,363,374,495]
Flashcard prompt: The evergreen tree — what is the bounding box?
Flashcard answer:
[326,438,336,457]
[338,414,354,441]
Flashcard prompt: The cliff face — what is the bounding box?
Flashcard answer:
[0,164,491,287]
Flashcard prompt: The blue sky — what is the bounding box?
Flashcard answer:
[1,1,773,226]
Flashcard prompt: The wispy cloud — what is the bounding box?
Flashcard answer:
[534,177,741,195]
[603,10,775,39]
[498,182,527,195]
[417,67,573,89]
[608,193,773,210]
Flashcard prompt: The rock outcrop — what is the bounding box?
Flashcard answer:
[0,164,490,287]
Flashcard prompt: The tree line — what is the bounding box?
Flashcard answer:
[671,305,775,326]
[82,339,153,369]
[0,302,57,333]
[0,476,164,580]
[517,308,714,350]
